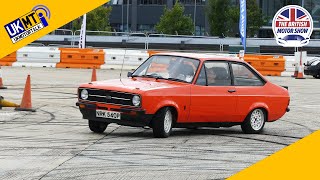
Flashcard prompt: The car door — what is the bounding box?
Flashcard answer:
[230,62,266,122]
[189,61,237,122]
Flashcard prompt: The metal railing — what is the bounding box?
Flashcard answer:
[36,29,242,51]
[27,43,45,47]
[49,29,73,35]
[31,29,320,54]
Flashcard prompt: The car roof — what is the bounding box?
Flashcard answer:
[155,52,242,62]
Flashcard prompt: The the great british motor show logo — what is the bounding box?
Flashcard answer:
[4,5,50,44]
[272,5,313,47]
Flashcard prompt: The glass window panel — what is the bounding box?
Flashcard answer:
[231,63,264,86]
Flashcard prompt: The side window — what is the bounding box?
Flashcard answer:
[231,63,264,86]
[196,61,231,86]
[205,62,231,86]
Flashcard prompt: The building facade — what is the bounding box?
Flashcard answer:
[106,0,320,37]
[106,0,208,35]
[259,0,320,38]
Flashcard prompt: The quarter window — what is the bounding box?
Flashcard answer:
[231,63,264,86]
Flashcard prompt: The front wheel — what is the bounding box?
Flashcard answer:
[313,74,320,79]
[241,109,266,134]
[152,107,174,138]
[88,120,108,133]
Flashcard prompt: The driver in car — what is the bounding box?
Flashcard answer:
[207,67,217,85]
[168,62,194,82]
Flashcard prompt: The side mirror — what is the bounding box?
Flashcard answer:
[127,72,133,77]
[303,63,306,66]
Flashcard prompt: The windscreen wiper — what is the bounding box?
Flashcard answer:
[141,74,158,78]
[166,78,188,83]
[131,74,156,78]
[142,74,165,79]
[134,75,185,82]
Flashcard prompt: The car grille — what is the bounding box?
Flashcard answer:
[79,88,136,107]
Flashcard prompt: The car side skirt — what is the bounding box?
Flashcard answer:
[175,122,241,128]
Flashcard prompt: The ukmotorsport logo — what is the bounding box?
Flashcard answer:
[4,5,50,44]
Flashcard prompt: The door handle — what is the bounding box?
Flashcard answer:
[228,89,236,93]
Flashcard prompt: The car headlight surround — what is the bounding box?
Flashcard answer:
[80,89,89,100]
[132,95,141,107]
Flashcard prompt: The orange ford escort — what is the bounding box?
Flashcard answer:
[77,52,290,138]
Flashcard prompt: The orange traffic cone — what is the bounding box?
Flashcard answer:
[15,75,36,112]
[91,68,97,82]
[0,66,7,89]
[291,64,298,77]
[295,64,305,79]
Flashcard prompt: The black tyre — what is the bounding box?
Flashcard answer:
[152,107,174,138]
[313,74,320,79]
[241,109,266,134]
[88,120,108,133]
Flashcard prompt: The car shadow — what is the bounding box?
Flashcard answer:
[171,127,243,137]
[105,127,243,138]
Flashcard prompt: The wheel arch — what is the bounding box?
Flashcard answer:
[149,104,179,127]
[247,103,269,121]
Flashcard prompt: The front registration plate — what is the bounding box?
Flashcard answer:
[96,110,121,120]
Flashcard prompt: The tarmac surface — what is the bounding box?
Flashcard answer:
[0,67,319,180]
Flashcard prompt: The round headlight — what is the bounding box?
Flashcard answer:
[81,89,89,100]
[132,95,141,106]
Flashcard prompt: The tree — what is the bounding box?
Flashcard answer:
[155,2,194,35]
[228,0,265,37]
[71,6,112,32]
[246,0,265,37]
[206,0,230,37]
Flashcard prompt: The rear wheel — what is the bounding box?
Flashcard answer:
[241,109,266,134]
[152,107,173,138]
[88,120,108,133]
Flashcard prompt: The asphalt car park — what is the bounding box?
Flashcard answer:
[0,67,319,180]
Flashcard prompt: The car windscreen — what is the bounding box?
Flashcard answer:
[132,55,200,83]
[306,59,320,66]
[311,60,320,66]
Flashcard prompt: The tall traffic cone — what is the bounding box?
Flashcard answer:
[0,96,19,109]
[296,51,305,79]
[91,68,97,82]
[15,75,36,112]
[0,66,7,89]
[291,64,298,77]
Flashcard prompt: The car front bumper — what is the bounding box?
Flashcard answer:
[76,102,154,127]
[304,66,319,76]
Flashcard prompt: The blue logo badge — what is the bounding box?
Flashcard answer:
[4,5,50,44]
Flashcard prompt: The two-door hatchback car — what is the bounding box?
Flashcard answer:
[77,52,290,138]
